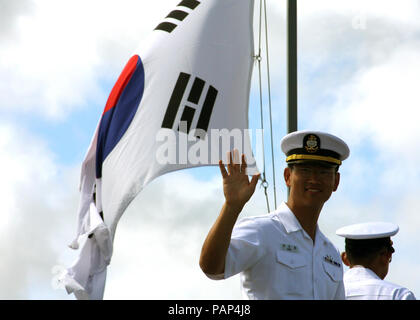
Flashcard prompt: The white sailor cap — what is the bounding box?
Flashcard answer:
[281,130,350,166]
[336,222,399,240]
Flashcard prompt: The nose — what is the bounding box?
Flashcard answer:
[307,169,322,181]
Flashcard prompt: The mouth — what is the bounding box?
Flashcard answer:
[305,187,322,193]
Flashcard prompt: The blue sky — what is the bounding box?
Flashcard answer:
[1,0,420,299]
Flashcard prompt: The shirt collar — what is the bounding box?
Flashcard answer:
[275,202,323,241]
[275,202,304,234]
[346,266,382,281]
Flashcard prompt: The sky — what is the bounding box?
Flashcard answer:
[1,0,420,299]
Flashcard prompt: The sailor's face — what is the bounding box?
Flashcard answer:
[285,162,340,206]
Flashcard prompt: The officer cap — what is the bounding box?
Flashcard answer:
[336,222,399,240]
[281,130,350,166]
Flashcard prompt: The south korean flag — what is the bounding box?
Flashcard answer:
[64,0,257,300]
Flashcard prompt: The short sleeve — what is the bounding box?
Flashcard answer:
[399,290,416,300]
[223,217,266,279]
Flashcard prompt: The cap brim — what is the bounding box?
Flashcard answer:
[336,222,399,239]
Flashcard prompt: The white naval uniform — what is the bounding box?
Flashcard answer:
[209,202,345,300]
[343,266,416,300]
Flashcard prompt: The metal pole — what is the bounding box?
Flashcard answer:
[287,0,298,199]
[287,0,298,134]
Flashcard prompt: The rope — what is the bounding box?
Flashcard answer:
[254,0,276,212]
[263,0,277,209]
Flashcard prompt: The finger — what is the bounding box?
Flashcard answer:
[250,173,261,190]
[226,151,233,174]
[218,160,228,179]
[241,154,247,173]
[232,149,240,172]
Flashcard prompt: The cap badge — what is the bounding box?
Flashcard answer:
[304,134,319,154]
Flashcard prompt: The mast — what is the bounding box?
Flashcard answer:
[287,0,298,133]
[287,0,297,199]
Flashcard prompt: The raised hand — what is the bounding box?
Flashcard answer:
[199,150,261,275]
[219,149,261,212]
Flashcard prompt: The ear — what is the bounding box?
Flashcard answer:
[341,252,350,267]
[284,167,292,187]
[379,250,392,265]
[333,172,340,192]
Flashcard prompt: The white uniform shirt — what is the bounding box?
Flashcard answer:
[343,266,416,300]
[213,202,345,300]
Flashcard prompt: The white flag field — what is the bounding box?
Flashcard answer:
[60,0,258,299]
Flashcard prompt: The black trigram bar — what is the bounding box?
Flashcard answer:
[188,77,205,104]
[154,22,177,33]
[162,73,191,129]
[155,0,200,33]
[196,86,218,133]
[166,10,189,21]
[177,0,200,10]
[178,106,196,133]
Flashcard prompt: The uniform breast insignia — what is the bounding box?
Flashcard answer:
[280,243,298,253]
[323,255,341,267]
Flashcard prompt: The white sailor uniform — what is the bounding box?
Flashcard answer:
[209,203,345,300]
[204,130,350,299]
[336,221,417,300]
[343,266,416,300]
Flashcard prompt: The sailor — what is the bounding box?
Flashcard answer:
[336,222,416,300]
[200,130,349,299]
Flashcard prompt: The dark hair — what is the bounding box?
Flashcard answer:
[345,237,394,264]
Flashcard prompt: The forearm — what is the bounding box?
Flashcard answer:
[199,202,243,275]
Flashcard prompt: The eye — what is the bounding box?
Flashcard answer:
[298,167,311,174]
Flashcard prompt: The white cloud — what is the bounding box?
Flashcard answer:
[0,0,35,41]
[296,0,420,26]
[308,39,420,203]
[333,44,420,153]
[0,122,79,299]
[0,0,178,120]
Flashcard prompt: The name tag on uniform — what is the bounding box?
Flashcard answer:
[280,243,298,253]
[323,255,341,267]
